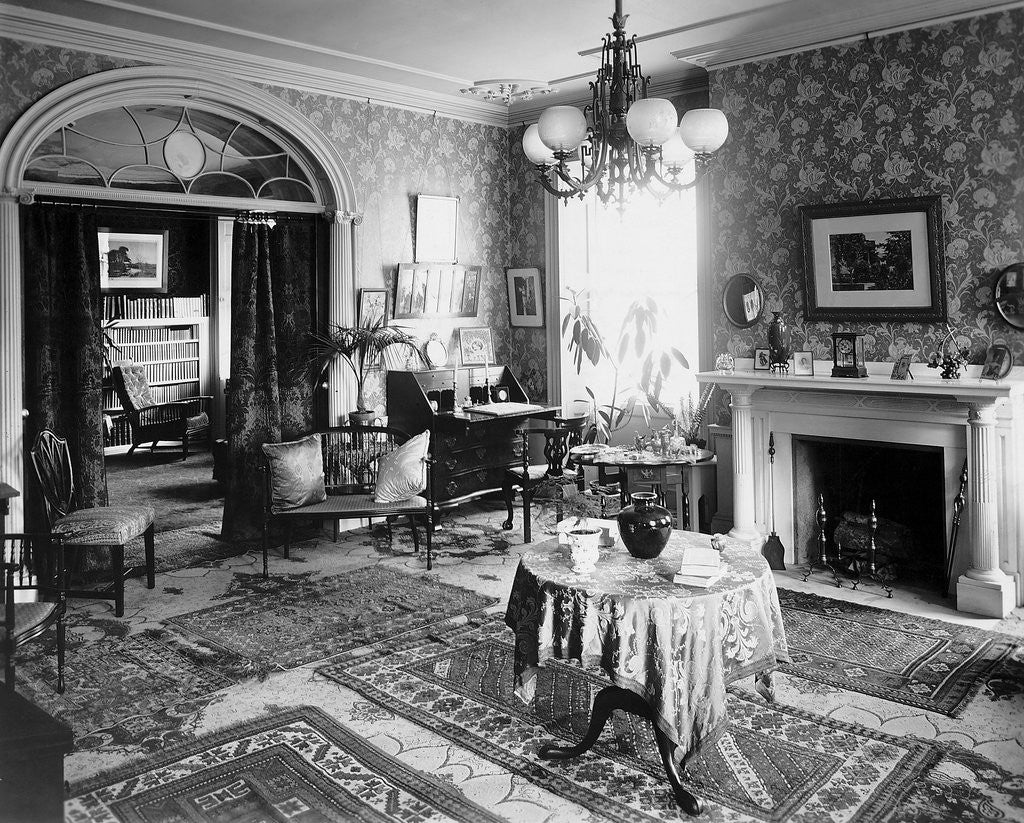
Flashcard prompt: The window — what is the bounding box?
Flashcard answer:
[557,188,699,433]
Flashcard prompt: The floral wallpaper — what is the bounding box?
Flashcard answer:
[0,37,519,419]
[707,9,1024,421]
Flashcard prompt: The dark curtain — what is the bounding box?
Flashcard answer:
[221,219,316,542]
[22,205,107,528]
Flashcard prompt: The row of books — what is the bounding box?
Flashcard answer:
[674,544,722,588]
[108,341,199,362]
[103,294,208,320]
[105,326,196,343]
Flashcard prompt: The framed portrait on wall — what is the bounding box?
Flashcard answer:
[799,196,945,322]
[98,229,168,292]
[414,194,459,264]
[458,327,494,365]
[358,288,389,327]
[506,267,543,327]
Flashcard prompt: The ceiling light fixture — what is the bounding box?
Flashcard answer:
[522,0,728,211]
[460,79,554,107]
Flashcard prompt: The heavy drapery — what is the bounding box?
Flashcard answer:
[22,205,108,528]
[221,219,316,542]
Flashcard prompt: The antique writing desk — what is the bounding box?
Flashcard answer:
[505,532,788,814]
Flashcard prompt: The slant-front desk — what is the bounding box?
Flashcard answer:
[387,368,558,511]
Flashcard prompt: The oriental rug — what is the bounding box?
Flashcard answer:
[164,566,496,669]
[67,707,505,823]
[777,589,1020,716]
[318,614,943,823]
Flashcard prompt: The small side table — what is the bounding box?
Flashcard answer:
[623,458,717,531]
[0,689,74,821]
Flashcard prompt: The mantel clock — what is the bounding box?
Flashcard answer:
[831,332,868,378]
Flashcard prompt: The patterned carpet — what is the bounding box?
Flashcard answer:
[67,707,505,823]
[126,520,239,573]
[318,614,943,822]
[163,566,496,669]
[778,589,1019,716]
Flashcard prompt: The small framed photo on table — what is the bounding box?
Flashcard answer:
[793,351,815,376]
[458,327,494,365]
[890,354,913,380]
[753,348,771,371]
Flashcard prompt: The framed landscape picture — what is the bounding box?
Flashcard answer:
[506,267,543,327]
[799,196,945,321]
[393,263,479,319]
[98,229,168,292]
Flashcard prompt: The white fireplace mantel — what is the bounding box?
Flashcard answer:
[697,360,1024,618]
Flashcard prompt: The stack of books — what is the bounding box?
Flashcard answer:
[674,545,723,588]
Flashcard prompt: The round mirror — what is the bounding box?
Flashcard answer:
[722,273,764,328]
[994,262,1024,330]
[423,333,448,368]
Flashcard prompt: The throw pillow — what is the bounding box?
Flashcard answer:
[262,433,327,511]
[374,431,430,503]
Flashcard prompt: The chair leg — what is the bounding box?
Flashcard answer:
[182,432,189,461]
[284,523,292,559]
[333,520,339,543]
[262,522,270,579]
[409,515,420,553]
[56,617,66,694]
[425,513,433,571]
[112,544,125,617]
[128,443,138,455]
[502,480,516,530]
[522,489,533,544]
[144,525,155,589]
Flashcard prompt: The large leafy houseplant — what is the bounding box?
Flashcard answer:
[561,289,689,442]
[306,317,423,417]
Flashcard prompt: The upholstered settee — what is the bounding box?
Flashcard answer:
[258,425,433,578]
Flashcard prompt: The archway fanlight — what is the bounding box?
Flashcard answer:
[522,0,728,211]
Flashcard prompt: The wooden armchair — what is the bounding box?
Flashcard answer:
[2,533,68,694]
[501,416,589,543]
[259,426,434,577]
[112,363,211,460]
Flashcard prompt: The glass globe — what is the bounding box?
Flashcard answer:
[538,106,588,153]
[522,124,556,166]
[625,98,678,148]
[679,108,729,153]
[660,131,695,172]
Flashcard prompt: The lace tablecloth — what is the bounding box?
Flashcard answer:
[504,531,789,758]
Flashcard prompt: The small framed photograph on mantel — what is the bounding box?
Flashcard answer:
[793,351,815,376]
[753,348,771,371]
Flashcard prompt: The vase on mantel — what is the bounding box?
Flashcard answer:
[767,311,791,373]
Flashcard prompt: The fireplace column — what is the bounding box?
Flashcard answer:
[956,401,1014,617]
[720,383,762,550]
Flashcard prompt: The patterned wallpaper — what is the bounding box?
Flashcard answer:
[0,38,520,417]
[707,9,1024,419]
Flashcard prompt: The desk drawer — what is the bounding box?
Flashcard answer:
[437,465,508,501]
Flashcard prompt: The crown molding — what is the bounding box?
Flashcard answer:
[672,0,1024,68]
[0,3,512,128]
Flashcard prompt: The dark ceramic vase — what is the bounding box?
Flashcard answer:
[767,311,791,367]
[617,491,673,559]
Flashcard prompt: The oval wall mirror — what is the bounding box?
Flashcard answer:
[722,273,764,328]
[994,262,1024,330]
[423,333,449,368]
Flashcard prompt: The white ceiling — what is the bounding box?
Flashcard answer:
[4,0,1019,122]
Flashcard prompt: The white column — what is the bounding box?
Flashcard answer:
[0,190,26,530]
[327,211,360,425]
[956,401,1014,617]
[724,384,762,550]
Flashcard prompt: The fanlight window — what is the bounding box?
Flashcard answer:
[24,105,316,202]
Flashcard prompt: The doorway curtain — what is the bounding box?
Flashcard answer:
[22,205,108,529]
[221,217,317,542]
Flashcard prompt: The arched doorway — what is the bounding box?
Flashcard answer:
[0,66,360,529]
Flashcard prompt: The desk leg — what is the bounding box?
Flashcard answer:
[538,685,703,816]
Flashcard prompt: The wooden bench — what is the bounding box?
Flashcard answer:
[258,425,433,577]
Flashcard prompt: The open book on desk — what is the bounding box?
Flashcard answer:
[464,402,546,416]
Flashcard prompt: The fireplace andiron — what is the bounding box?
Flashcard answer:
[801,493,842,586]
[833,499,893,597]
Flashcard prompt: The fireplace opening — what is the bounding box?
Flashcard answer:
[791,436,946,590]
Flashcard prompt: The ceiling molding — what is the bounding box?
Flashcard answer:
[672,0,1024,68]
[0,2,512,128]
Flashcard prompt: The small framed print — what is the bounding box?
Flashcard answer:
[358,288,389,327]
[458,326,494,365]
[98,229,168,292]
[890,354,913,380]
[506,267,544,327]
[415,194,459,263]
[753,348,771,371]
[980,344,1013,381]
[793,351,815,376]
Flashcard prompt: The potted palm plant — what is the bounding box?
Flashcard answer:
[307,317,424,424]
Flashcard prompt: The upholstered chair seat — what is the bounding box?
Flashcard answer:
[52,504,155,546]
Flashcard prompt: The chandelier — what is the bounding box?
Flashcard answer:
[522,0,728,210]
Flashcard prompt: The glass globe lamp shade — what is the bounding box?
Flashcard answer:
[625,98,678,147]
[660,131,694,172]
[537,106,588,153]
[679,108,729,153]
[522,124,556,166]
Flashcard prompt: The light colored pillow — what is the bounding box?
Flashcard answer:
[374,431,430,503]
[262,433,327,511]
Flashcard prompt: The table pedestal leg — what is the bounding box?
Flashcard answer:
[538,685,704,816]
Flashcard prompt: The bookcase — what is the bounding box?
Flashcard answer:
[102,296,210,449]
